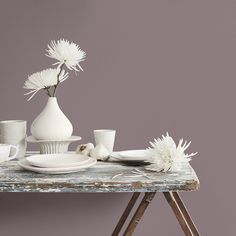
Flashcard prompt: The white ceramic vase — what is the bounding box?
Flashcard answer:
[31,97,73,140]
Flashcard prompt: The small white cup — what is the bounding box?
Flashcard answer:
[94,129,116,154]
[0,144,19,162]
[0,120,27,159]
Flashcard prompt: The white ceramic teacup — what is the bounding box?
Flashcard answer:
[0,144,19,162]
[0,120,27,159]
[94,129,116,154]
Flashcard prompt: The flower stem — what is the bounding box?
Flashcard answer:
[44,87,52,97]
[53,63,65,97]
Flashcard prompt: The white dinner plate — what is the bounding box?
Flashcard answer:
[18,158,97,174]
[111,150,151,162]
[27,154,90,168]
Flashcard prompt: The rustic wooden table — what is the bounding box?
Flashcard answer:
[0,158,200,236]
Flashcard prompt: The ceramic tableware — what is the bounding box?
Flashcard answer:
[26,153,90,168]
[18,158,97,174]
[119,150,150,160]
[111,150,151,162]
[31,97,73,140]
[26,135,82,154]
[76,143,94,156]
[90,144,109,161]
[0,120,27,159]
[0,144,19,162]
[94,129,116,154]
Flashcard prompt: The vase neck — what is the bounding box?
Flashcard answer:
[46,97,59,108]
[47,97,57,102]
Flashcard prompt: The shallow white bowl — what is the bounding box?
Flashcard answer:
[26,136,82,154]
[26,153,90,168]
[111,150,151,162]
[118,149,150,161]
[19,158,97,174]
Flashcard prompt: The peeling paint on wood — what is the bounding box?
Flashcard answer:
[0,160,199,193]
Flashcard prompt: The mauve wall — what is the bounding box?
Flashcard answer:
[0,0,235,235]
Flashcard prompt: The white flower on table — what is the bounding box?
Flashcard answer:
[147,133,197,172]
[46,39,86,71]
[23,68,68,101]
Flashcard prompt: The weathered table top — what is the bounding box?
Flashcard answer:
[0,156,199,193]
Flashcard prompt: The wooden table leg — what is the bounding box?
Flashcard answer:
[163,192,200,236]
[172,192,200,236]
[123,192,156,236]
[112,192,141,236]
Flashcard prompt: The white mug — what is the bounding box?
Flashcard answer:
[94,129,116,154]
[0,120,27,159]
[0,144,19,162]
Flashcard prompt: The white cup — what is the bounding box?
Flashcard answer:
[0,120,27,159]
[94,129,116,154]
[0,144,18,162]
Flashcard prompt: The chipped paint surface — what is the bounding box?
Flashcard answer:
[0,160,199,193]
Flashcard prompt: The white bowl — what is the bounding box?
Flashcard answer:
[19,157,97,174]
[26,153,90,168]
[26,136,82,154]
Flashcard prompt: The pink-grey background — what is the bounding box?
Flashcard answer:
[0,0,235,235]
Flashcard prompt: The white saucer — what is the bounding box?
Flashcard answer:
[111,150,151,162]
[18,158,97,174]
[26,154,90,168]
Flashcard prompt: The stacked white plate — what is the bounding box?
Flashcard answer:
[111,149,152,163]
[18,154,97,174]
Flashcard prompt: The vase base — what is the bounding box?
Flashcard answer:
[26,136,82,154]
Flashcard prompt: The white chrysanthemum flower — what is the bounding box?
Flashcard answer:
[23,68,68,100]
[147,133,197,172]
[46,39,86,71]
